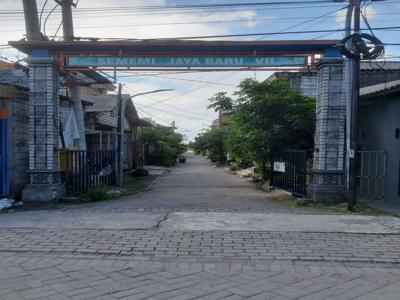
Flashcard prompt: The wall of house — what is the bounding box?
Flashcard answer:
[290,74,318,97]
[0,85,30,198]
[359,95,400,203]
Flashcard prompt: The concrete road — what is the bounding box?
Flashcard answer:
[86,153,295,212]
[1,154,400,299]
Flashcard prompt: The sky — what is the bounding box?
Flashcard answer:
[0,0,399,141]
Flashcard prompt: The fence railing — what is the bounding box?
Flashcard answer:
[60,149,117,196]
[271,150,309,197]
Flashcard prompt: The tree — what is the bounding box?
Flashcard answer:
[207,92,233,112]
[142,126,185,166]
[194,128,228,163]
[228,78,315,178]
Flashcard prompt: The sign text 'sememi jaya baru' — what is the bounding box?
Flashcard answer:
[67,56,307,68]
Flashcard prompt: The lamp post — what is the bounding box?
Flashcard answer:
[117,86,173,186]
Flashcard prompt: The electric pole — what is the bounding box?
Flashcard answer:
[57,0,75,41]
[22,0,41,41]
[117,83,124,187]
[348,0,361,210]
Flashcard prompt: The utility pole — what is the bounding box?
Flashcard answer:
[57,0,86,150]
[57,0,75,40]
[22,0,41,41]
[344,3,353,200]
[117,83,124,187]
[348,0,361,210]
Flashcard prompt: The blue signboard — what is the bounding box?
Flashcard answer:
[67,56,307,68]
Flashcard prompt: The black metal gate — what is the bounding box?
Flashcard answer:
[61,149,117,196]
[271,150,308,197]
[357,151,387,200]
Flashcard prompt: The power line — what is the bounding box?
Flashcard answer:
[4,10,400,32]
[48,26,400,41]
[123,85,212,118]
[0,1,346,14]
[43,3,59,36]
[38,0,49,31]
[135,103,212,121]
[150,72,240,106]
[118,74,236,86]
[1,0,396,19]
[257,5,346,40]
[136,107,171,126]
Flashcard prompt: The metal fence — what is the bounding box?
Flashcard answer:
[60,149,117,196]
[357,151,387,200]
[271,150,309,197]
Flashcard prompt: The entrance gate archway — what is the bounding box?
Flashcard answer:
[10,39,347,203]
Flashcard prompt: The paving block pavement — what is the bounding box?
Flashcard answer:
[0,252,400,300]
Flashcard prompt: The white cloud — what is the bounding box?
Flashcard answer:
[120,70,273,140]
[0,0,274,140]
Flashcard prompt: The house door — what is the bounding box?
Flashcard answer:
[0,119,8,196]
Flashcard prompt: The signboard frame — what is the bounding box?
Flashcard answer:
[64,55,309,71]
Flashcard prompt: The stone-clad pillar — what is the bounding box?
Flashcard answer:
[22,57,65,201]
[310,58,346,203]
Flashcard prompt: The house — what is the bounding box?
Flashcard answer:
[358,80,400,204]
[83,94,151,170]
[211,119,219,129]
[0,64,29,197]
[267,71,317,97]
[210,110,233,130]
[0,59,115,198]
[269,62,400,204]
[218,109,233,128]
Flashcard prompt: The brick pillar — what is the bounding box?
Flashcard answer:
[310,58,346,203]
[22,57,65,202]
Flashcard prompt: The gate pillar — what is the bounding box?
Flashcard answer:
[22,57,65,202]
[310,57,346,203]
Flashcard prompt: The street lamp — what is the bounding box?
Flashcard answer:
[117,85,173,186]
[130,89,174,99]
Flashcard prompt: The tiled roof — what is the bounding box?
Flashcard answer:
[360,79,400,98]
[361,61,400,70]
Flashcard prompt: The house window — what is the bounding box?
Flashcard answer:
[395,128,400,139]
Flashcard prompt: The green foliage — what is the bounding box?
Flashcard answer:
[142,126,186,167]
[193,128,228,163]
[207,92,233,112]
[194,78,315,178]
[228,78,315,178]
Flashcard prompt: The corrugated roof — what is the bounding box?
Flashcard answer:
[0,59,13,70]
[85,94,141,128]
[360,79,400,98]
[84,94,129,112]
[0,68,28,88]
[96,112,116,128]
